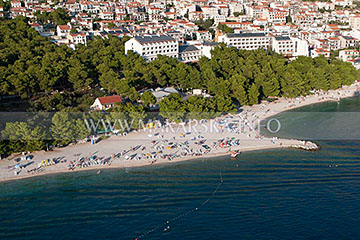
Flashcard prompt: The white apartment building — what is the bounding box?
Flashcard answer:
[339,49,359,62]
[201,6,219,18]
[218,33,271,51]
[292,37,310,57]
[263,9,287,24]
[199,42,219,59]
[125,35,179,62]
[196,30,212,42]
[350,15,360,30]
[339,35,359,48]
[245,5,265,19]
[272,36,294,57]
[214,15,226,25]
[179,45,201,63]
[328,37,341,50]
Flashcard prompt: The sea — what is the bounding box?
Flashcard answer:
[1,97,360,240]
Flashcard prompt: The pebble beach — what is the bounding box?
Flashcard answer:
[1,83,359,182]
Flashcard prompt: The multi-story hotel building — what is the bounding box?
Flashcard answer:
[179,45,201,63]
[217,32,271,50]
[272,36,294,57]
[125,35,179,61]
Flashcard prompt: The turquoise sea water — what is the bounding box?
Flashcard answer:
[1,97,360,240]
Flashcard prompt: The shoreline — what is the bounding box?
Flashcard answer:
[0,144,287,183]
[1,83,359,183]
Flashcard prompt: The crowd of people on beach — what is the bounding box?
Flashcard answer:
[67,121,247,171]
[4,105,286,178]
[7,114,260,177]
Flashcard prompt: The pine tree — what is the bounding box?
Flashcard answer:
[248,84,259,105]
[50,112,78,146]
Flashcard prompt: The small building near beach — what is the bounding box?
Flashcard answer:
[139,87,180,110]
[141,87,179,102]
[90,95,123,111]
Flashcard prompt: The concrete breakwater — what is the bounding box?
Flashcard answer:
[289,141,319,151]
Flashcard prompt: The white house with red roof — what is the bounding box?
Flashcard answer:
[57,24,71,38]
[30,23,44,33]
[67,32,87,48]
[90,95,123,111]
[217,5,229,16]
[100,11,114,20]
[310,48,330,58]
[9,7,27,18]
[11,0,21,8]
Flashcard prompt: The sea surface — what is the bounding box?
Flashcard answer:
[1,97,360,240]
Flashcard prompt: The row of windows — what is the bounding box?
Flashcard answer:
[236,46,266,50]
[143,49,177,55]
[230,42,268,46]
[180,52,200,57]
[145,55,177,61]
[182,56,200,62]
[229,38,268,42]
[143,45,177,50]
[278,40,292,44]
[143,42,176,47]
[278,45,293,48]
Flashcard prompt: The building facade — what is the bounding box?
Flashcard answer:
[179,45,201,63]
[272,36,294,57]
[125,35,179,61]
[218,32,271,50]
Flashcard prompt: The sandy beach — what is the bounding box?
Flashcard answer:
[1,83,359,183]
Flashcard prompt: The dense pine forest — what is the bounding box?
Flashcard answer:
[0,17,359,154]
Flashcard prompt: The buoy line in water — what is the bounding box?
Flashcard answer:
[135,171,224,240]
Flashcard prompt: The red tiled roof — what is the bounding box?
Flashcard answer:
[70,33,86,37]
[58,25,70,30]
[98,95,122,105]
